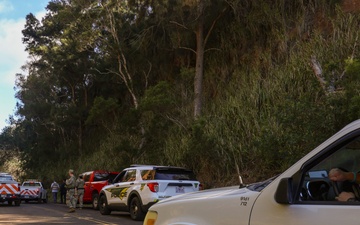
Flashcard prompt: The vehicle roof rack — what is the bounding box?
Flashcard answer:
[130,164,158,167]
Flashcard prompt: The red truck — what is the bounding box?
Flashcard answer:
[80,170,119,209]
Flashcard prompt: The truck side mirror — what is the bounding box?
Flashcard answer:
[274,177,293,204]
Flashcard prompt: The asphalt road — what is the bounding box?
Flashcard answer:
[0,201,144,225]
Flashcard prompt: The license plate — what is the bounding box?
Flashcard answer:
[25,195,29,198]
[176,186,185,193]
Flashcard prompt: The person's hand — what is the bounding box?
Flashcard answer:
[329,168,348,182]
[335,191,355,201]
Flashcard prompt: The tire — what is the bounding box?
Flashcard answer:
[7,200,12,206]
[129,197,145,221]
[98,195,111,215]
[92,193,99,210]
[15,200,21,206]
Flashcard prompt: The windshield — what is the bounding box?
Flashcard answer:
[154,169,197,181]
[0,175,13,181]
[94,172,112,181]
[141,168,198,181]
[246,175,278,192]
[23,182,41,187]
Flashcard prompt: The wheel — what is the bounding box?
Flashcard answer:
[129,197,145,221]
[92,193,99,210]
[25,200,29,203]
[98,195,111,215]
[15,200,21,206]
[7,200,12,206]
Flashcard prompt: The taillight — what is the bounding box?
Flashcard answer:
[36,188,40,194]
[147,182,159,192]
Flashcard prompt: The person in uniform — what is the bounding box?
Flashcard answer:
[66,169,77,212]
[76,175,85,209]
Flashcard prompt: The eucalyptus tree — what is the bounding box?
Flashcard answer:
[79,0,180,158]
[147,0,229,118]
[16,0,107,171]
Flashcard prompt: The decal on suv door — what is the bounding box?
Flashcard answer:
[109,187,129,200]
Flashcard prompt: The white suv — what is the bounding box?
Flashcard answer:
[98,165,201,220]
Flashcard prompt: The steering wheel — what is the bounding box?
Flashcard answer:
[307,180,330,200]
[331,180,340,197]
[330,168,360,200]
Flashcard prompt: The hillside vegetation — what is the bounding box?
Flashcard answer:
[1,0,360,188]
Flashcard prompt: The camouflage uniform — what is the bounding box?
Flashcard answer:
[66,169,77,212]
[76,175,85,209]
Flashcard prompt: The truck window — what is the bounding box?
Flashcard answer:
[113,171,126,183]
[141,170,155,180]
[0,175,13,181]
[122,169,136,182]
[299,136,360,203]
[94,172,110,181]
[83,173,90,182]
[108,173,118,182]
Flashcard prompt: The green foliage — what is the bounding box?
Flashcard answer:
[140,81,175,112]
[3,0,360,188]
[86,97,120,126]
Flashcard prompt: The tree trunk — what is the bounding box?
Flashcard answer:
[194,0,205,118]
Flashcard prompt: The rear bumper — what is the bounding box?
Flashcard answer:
[0,194,21,202]
[20,195,40,200]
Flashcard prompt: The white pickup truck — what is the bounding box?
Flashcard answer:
[144,120,360,225]
[0,173,21,206]
[20,180,47,203]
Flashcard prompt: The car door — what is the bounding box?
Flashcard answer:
[107,169,136,206]
[250,131,360,225]
[82,172,92,202]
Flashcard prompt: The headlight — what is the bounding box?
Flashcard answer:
[143,210,158,225]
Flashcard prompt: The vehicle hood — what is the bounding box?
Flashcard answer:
[158,185,250,203]
[149,185,261,225]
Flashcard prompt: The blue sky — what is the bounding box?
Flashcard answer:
[0,0,49,131]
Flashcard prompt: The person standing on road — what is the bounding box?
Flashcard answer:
[66,169,77,213]
[76,175,85,209]
[60,179,67,204]
[50,181,60,203]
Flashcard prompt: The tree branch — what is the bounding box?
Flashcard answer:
[204,7,227,47]
[170,20,189,30]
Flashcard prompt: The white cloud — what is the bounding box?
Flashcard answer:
[0,0,13,13]
[0,9,46,84]
[0,7,46,130]
[0,18,27,85]
[0,17,24,129]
